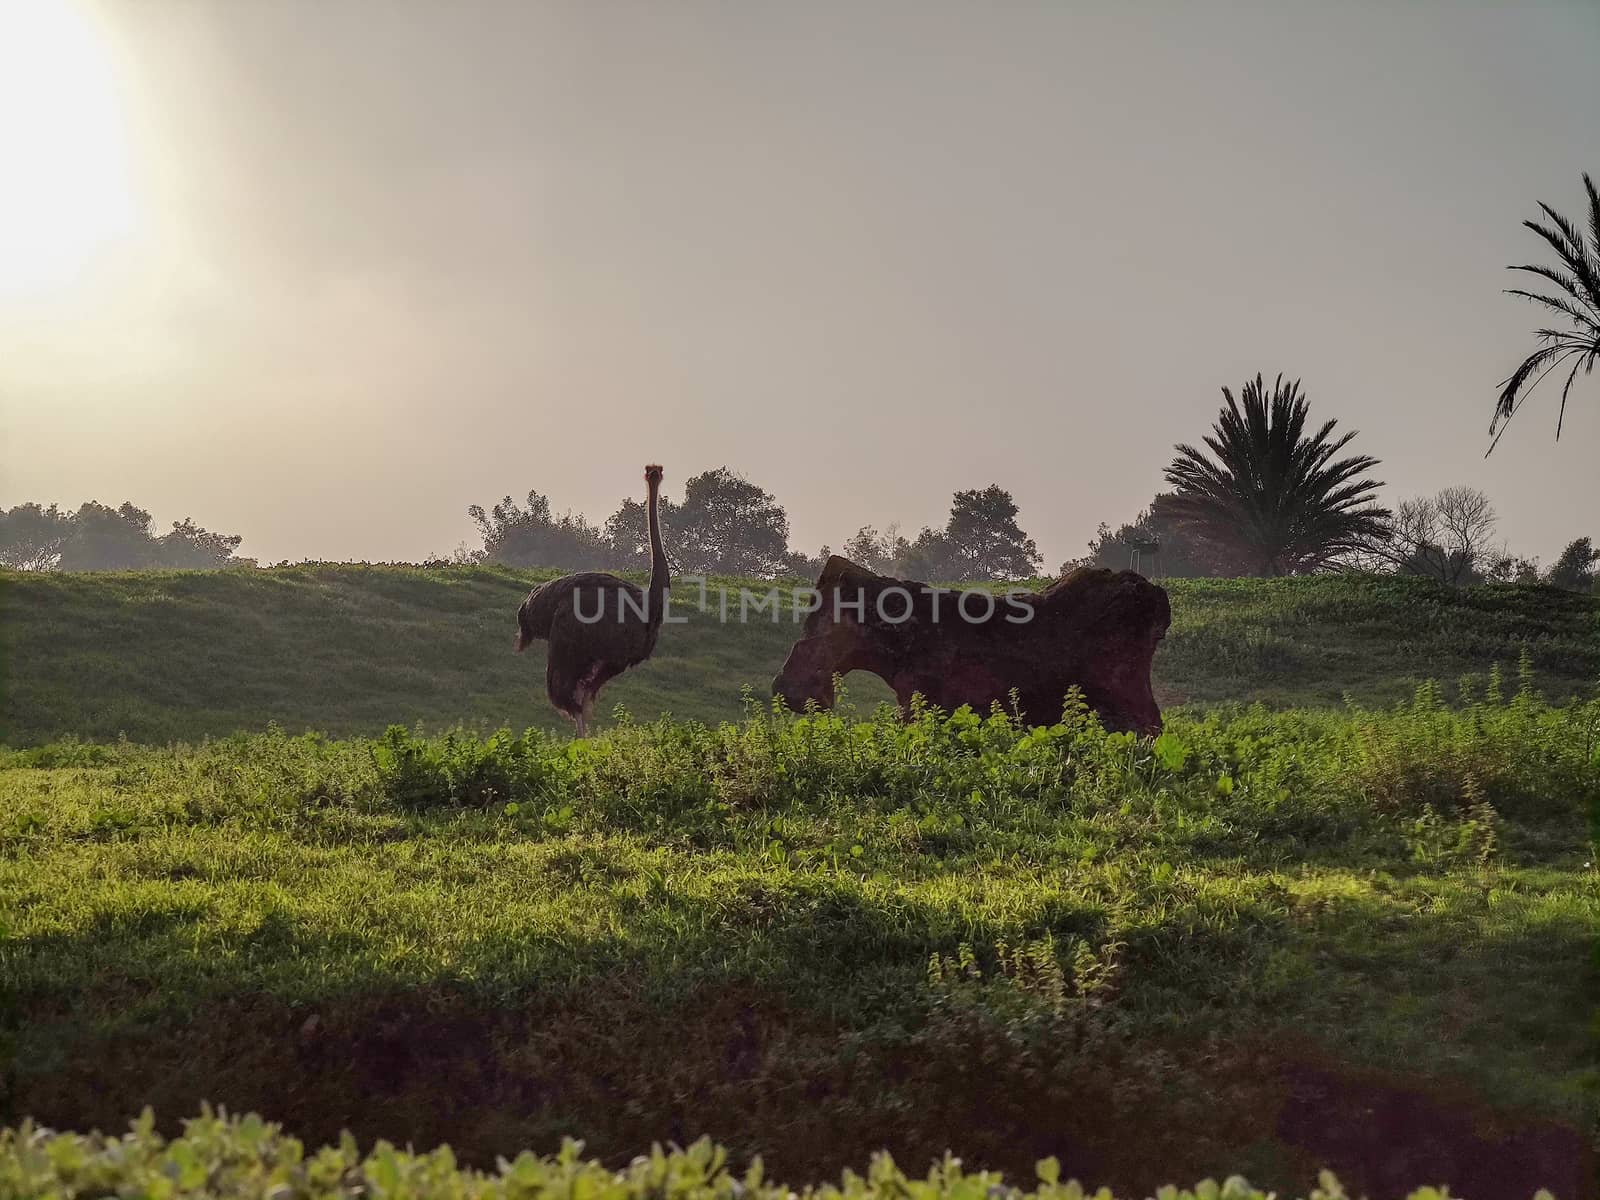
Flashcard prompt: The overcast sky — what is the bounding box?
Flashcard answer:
[2,0,1598,567]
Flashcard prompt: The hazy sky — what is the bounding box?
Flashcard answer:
[2,0,1598,567]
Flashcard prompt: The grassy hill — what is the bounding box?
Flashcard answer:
[2,565,1598,746]
[2,565,1597,1195]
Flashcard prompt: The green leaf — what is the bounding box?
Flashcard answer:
[1153,732,1190,772]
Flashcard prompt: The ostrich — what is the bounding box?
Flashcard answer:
[514,464,670,737]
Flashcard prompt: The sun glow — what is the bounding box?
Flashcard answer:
[0,0,136,297]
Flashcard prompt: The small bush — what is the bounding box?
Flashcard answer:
[371,725,555,808]
[0,1108,1522,1200]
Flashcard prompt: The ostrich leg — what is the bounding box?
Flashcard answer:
[576,695,596,738]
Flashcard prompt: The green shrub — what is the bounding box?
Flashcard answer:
[371,725,555,809]
[0,1108,1525,1200]
[350,685,1599,844]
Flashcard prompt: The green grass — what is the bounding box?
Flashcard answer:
[2,566,1597,746]
[3,566,1596,1194]
[3,689,1596,1196]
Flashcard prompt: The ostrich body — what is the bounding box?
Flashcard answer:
[515,465,670,736]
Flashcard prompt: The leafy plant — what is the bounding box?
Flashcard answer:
[0,1108,1517,1200]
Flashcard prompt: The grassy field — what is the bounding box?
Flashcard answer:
[3,684,1597,1196]
[2,564,1597,745]
[2,567,1597,1196]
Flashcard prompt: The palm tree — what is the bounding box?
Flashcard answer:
[1162,374,1390,576]
[1490,173,1600,449]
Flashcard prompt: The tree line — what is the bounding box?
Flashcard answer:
[4,454,1594,593]
[0,470,1044,581]
[1082,484,1597,593]
[1075,372,1595,593]
[0,502,250,572]
[462,469,1042,581]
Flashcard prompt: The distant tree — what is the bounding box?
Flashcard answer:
[469,490,609,570]
[604,491,679,571]
[896,527,955,580]
[897,486,1041,581]
[779,545,830,580]
[1546,536,1599,592]
[4,501,247,571]
[1489,172,1600,449]
[942,485,1041,579]
[841,524,912,575]
[1366,487,1502,586]
[157,518,247,569]
[0,502,70,570]
[1080,492,1250,578]
[1484,553,1542,585]
[57,502,159,571]
[670,468,791,576]
[1401,486,1497,585]
[1163,374,1390,576]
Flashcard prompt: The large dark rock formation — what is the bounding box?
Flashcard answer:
[772,556,1170,734]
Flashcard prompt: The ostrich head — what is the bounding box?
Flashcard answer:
[644,464,664,487]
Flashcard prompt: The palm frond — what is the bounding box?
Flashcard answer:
[1525,217,1600,305]
[1586,173,1600,261]
[1557,347,1600,439]
[1489,345,1586,455]
[1491,173,1600,448]
[1535,204,1589,263]
[1504,288,1600,333]
[1506,261,1595,310]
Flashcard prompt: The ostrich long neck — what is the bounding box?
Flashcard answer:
[646,478,669,622]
